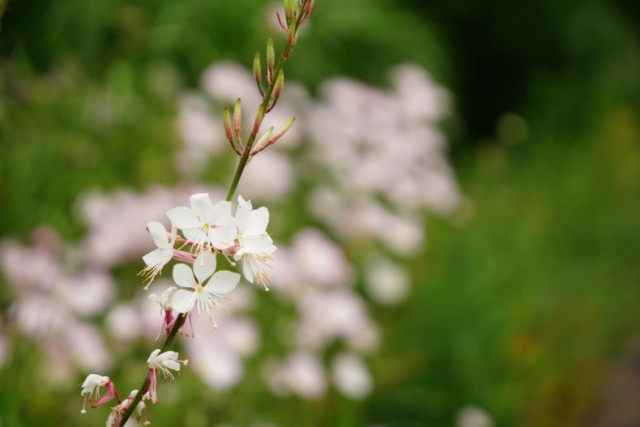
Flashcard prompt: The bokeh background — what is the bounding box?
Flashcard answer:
[1,0,640,426]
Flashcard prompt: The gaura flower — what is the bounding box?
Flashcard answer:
[135,391,152,425]
[79,374,120,414]
[148,286,178,339]
[140,222,176,288]
[166,193,236,254]
[171,251,240,327]
[105,389,138,427]
[146,349,188,404]
[232,196,277,289]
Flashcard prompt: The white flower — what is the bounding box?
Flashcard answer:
[148,286,178,339]
[147,349,188,379]
[79,374,119,414]
[171,252,240,326]
[148,286,177,311]
[166,193,236,254]
[140,222,176,288]
[147,349,188,404]
[233,196,277,289]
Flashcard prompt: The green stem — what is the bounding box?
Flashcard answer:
[119,15,304,427]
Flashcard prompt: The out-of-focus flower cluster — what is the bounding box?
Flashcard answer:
[0,57,462,409]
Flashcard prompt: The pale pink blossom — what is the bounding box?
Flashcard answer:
[331,352,373,399]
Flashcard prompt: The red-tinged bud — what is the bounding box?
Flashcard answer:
[253,51,264,96]
[223,107,234,141]
[267,38,275,71]
[252,127,274,155]
[273,70,284,99]
[266,38,275,84]
[269,116,295,144]
[233,98,242,135]
[267,70,285,112]
[252,105,265,135]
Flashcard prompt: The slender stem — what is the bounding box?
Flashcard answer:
[120,6,309,426]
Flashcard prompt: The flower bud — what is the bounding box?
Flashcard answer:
[223,107,233,141]
[233,98,242,135]
[253,51,264,96]
[252,104,265,135]
[252,127,274,155]
[269,116,295,144]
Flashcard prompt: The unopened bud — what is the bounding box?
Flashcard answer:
[269,116,295,144]
[266,39,275,71]
[252,127,274,154]
[252,105,265,134]
[273,70,284,99]
[253,51,264,96]
[233,98,242,135]
[223,107,233,140]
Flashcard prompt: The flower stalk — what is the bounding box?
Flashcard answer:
[115,2,315,425]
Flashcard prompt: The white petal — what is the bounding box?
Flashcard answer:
[181,227,202,243]
[190,193,213,222]
[193,251,216,283]
[235,196,253,227]
[171,289,196,313]
[242,235,276,255]
[205,270,240,295]
[210,200,232,222]
[167,207,201,229]
[209,217,237,250]
[143,247,173,267]
[242,207,269,236]
[242,259,255,283]
[172,264,196,289]
[163,360,181,371]
[147,222,171,249]
[147,349,161,364]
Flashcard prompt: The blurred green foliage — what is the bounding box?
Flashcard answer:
[1,0,640,426]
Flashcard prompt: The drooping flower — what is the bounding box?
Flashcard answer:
[135,391,152,425]
[166,193,236,254]
[148,286,178,339]
[79,374,120,414]
[232,196,277,289]
[146,349,188,404]
[105,389,138,427]
[170,251,240,327]
[139,222,177,288]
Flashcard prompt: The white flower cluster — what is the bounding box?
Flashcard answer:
[140,192,276,328]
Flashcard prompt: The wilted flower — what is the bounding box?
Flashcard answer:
[79,374,120,414]
[148,286,178,339]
